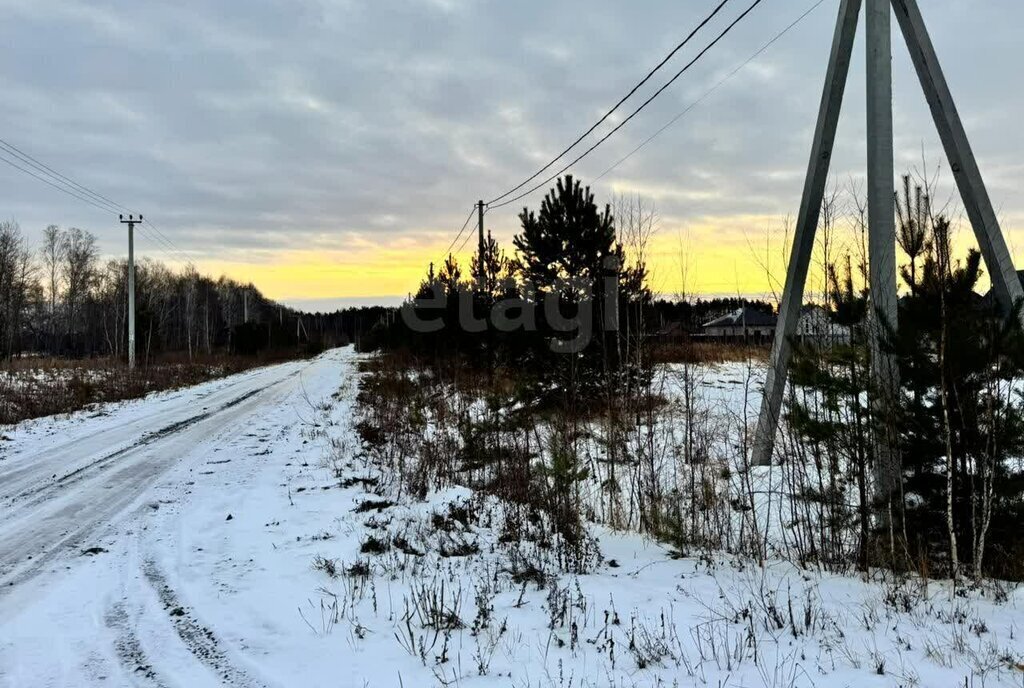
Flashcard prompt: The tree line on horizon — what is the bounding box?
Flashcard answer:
[0,221,394,364]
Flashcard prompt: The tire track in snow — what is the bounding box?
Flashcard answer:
[0,365,303,510]
[4,387,268,510]
[0,376,236,482]
[0,367,304,594]
[104,601,168,688]
[52,388,261,489]
[142,559,268,688]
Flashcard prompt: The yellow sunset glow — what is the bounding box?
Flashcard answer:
[188,213,1024,309]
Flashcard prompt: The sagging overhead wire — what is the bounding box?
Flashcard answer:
[596,0,829,182]
[456,205,489,255]
[487,0,766,211]
[439,204,479,266]
[485,0,735,207]
[0,136,192,264]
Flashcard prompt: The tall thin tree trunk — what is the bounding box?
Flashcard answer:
[938,258,959,580]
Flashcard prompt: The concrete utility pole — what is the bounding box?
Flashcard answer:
[865,0,900,495]
[477,200,486,290]
[752,0,1024,492]
[119,214,141,370]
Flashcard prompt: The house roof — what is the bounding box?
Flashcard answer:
[703,306,777,329]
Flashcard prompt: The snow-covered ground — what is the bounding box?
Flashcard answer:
[1,348,1021,687]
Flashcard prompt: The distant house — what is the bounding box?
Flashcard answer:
[702,306,776,343]
[652,320,687,345]
[795,305,851,346]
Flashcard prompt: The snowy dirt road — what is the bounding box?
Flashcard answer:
[0,348,356,687]
[2,348,1022,688]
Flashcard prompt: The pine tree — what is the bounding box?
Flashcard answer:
[512,175,626,397]
[470,230,510,306]
[514,175,619,295]
[888,219,1024,578]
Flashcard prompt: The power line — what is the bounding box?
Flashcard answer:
[440,205,479,263]
[433,0,817,285]
[0,136,193,263]
[135,225,190,265]
[143,219,183,254]
[456,207,488,255]
[425,0,774,285]
[409,204,486,297]
[596,0,828,182]
[0,138,125,215]
[485,0,733,206]
[0,147,188,265]
[0,150,118,217]
[487,0,766,210]
[139,219,191,264]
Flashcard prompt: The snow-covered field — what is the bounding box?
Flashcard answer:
[1,348,1021,687]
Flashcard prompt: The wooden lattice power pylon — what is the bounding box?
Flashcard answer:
[752,0,1024,497]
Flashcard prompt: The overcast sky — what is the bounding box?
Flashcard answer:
[1,0,1021,309]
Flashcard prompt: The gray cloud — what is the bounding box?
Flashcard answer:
[0,0,1021,303]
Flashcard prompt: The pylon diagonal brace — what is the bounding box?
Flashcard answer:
[891,0,1024,316]
[751,0,862,466]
